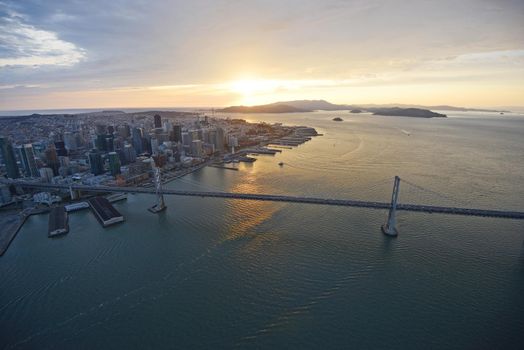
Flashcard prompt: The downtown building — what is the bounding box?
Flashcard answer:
[0,136,20,179]
[17,144,39,177]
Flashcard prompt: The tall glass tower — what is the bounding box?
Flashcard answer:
[108,152,121,176]
[0,137,20,179]
[88,149,104,175]
[17,144,39,177]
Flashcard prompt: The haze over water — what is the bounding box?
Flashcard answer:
[1,111,523,349]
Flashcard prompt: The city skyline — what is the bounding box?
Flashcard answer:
[1,0,524,110]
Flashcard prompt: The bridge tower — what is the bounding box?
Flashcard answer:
[382,176,400,236]
[148,155,167,213]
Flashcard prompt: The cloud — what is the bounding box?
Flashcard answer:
[0,7,85,67]
[0,0,523,108]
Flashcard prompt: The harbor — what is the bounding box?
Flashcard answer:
[0,125,322,252]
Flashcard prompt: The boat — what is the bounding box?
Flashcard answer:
[278,162,284,166]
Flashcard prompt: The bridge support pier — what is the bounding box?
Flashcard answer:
[69,186,81,200]
[382,176,400,236]
[148,163,167,213]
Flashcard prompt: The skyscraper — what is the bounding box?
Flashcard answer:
[151,137,159,155]
[63,132,78,151]
[54,141,68,156]
[105,135,114,152]
[154,114,162,128]
[44,144,60,176]
[143,133,152,154]
[96,134,107,152]
[191,140,203,157]
[118,124,131,138]
[132,127,144,154]
[17,144,39,177]
[0,137,20,179]
[172,124,182,143]
[88,149,104,175]
[215,127,225,153]
[163,120,172,133]
[108,152,121,176]
[123,144,137,163]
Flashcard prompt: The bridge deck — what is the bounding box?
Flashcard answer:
[3,181,524,220]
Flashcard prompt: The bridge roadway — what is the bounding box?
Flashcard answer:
[4,180,524,220]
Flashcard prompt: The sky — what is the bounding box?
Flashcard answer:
[0,0,523,110]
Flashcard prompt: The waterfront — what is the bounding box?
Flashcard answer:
[1,111,524,349]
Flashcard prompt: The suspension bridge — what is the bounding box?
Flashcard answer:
[1,176,523,237]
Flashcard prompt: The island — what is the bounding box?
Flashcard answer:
[332,117,343,121]
[368,107,447,118]
[350,109,363,113]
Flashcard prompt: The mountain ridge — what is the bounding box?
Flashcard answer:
[219,99,506,113]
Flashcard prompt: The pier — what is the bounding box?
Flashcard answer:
[48,206,69,237]
[210,165,239,171]
[0,213,28,256]
[241,147,282,155]
[88,197,124,227]
[267,145,293,149]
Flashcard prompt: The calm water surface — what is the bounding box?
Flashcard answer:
[1,111,523,349]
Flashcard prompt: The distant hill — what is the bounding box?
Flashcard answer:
[219,99,505,114]
[219,100,353,113]
[368,107,447,118]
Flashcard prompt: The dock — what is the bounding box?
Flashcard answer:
[0,213,28,256]
[210,165,239,171]
[269,140,303,146]
[88,197,124,227]
[242,147,281,155]
[48,206,69,237]
[267,145,293,149]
